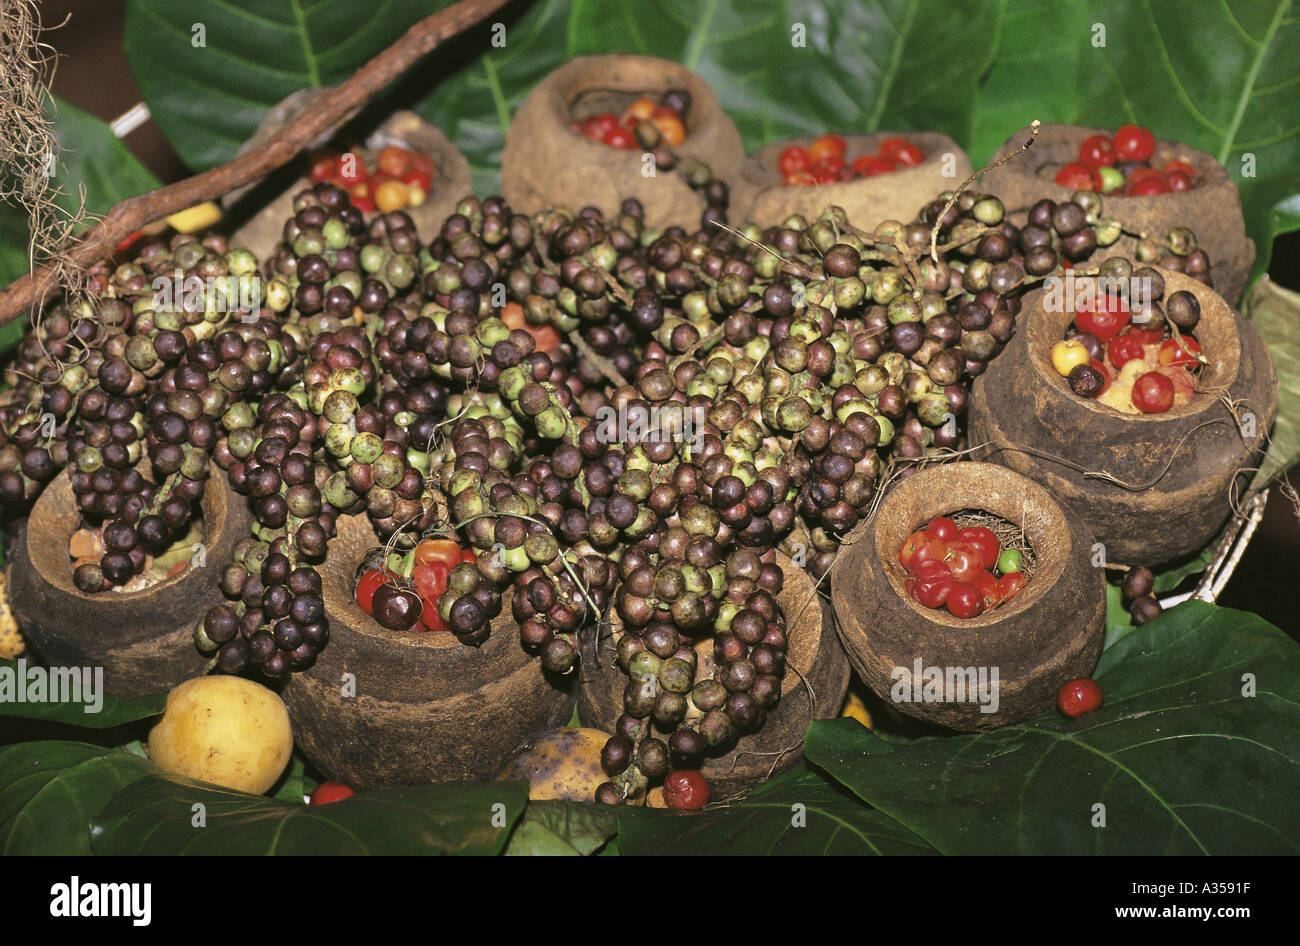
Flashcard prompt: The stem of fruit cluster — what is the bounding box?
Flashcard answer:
[929,119,1042,266]
[0,0,511,329]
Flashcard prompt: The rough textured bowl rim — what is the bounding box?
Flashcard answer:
[870,462,1071,631]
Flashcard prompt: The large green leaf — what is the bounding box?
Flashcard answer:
[49,97,162,220]
[123,0,455,172]
[504,798,618,855]
[410,0,573,196]
[92,772,529,854]
[974,0,1300,293]
[566,0,1003,156]
[805,602,1300,855]
[0,742,153,855]
[0,659,167,728]
[617,762,937,855]
[1242,276,1300,488]
[0,97,159,294]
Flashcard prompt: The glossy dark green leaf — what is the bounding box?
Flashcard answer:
[567,0,1002,153]
[504,799,618,855]
[49,97,162,220]
[0,742,153,855]
[1242,276,1300,489]
[123,0,454,171]
[92,772,528,854]
[0,659,166,728]
[411,0,573,195]
[617,761,936,855]
[806,602,1300,854]
[0,97,159,292]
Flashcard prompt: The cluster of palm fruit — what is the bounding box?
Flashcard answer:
[0,175,1209,800]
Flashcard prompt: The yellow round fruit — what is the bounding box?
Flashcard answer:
[1050,339,1089,377]
[497,727,614,802]
[147,676,293,794]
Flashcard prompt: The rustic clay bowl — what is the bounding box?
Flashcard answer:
[502,54,745,231]
[832,462,1105,731]
[6,468,249,697]
[968,270,1276,565]
[282,512,575,790]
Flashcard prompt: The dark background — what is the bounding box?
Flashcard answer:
[37,0,1300,633]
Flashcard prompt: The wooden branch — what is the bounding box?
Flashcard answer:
[0,0,511,327]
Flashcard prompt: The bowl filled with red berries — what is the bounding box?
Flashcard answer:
[502,54,744,230]
[969,268,1276,566]
[281,511,575,791]
[980,123,1253,304]
[832,461,1105,731]
[731,131,971,229]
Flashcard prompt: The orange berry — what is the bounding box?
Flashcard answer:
[374,180,409,213]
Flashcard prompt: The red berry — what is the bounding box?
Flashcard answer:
[907,558,955,610]
[581,113,619,140]
[808,134,846,164]
[1132,371,1175,413]
[888,142,924,167]
[997,571,1026,604]
[956,526,1000,571]
[1164,170,1193,192]
[309,782,356,805]
[944,542,984,584]
[603,126,636,149]
[308,152,338,183]
[945,582,985,619]
[1129,176,1170,196]
[663,770,710,810]
[1054,161,1099,191]
[1075,293,1130,342]
[1088,358,1111,394]
[1113,124,1156,162]
[1158,336,1201,368]
[926,515,959,544]
[355,567,391,616]
[900,530,947,570]
[778,146,811,177]
[1107,334,1146,370]
[877,136,912,160]
[851,154,895,177]
[1057,678,1103,718]
[973,570,1001,611]
[1077,134,1116,169]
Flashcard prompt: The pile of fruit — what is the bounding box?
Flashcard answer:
[0,117,1215,803]
[1054,124,1197,196]
[899,514,1026,618]
[571,88,691,151]
[307,145,437,214]
[777,134,925,185]
[1052,278,1204,414]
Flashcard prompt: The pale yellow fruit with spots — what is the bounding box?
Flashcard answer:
[497,727,616,802]
[147,676,292,795]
